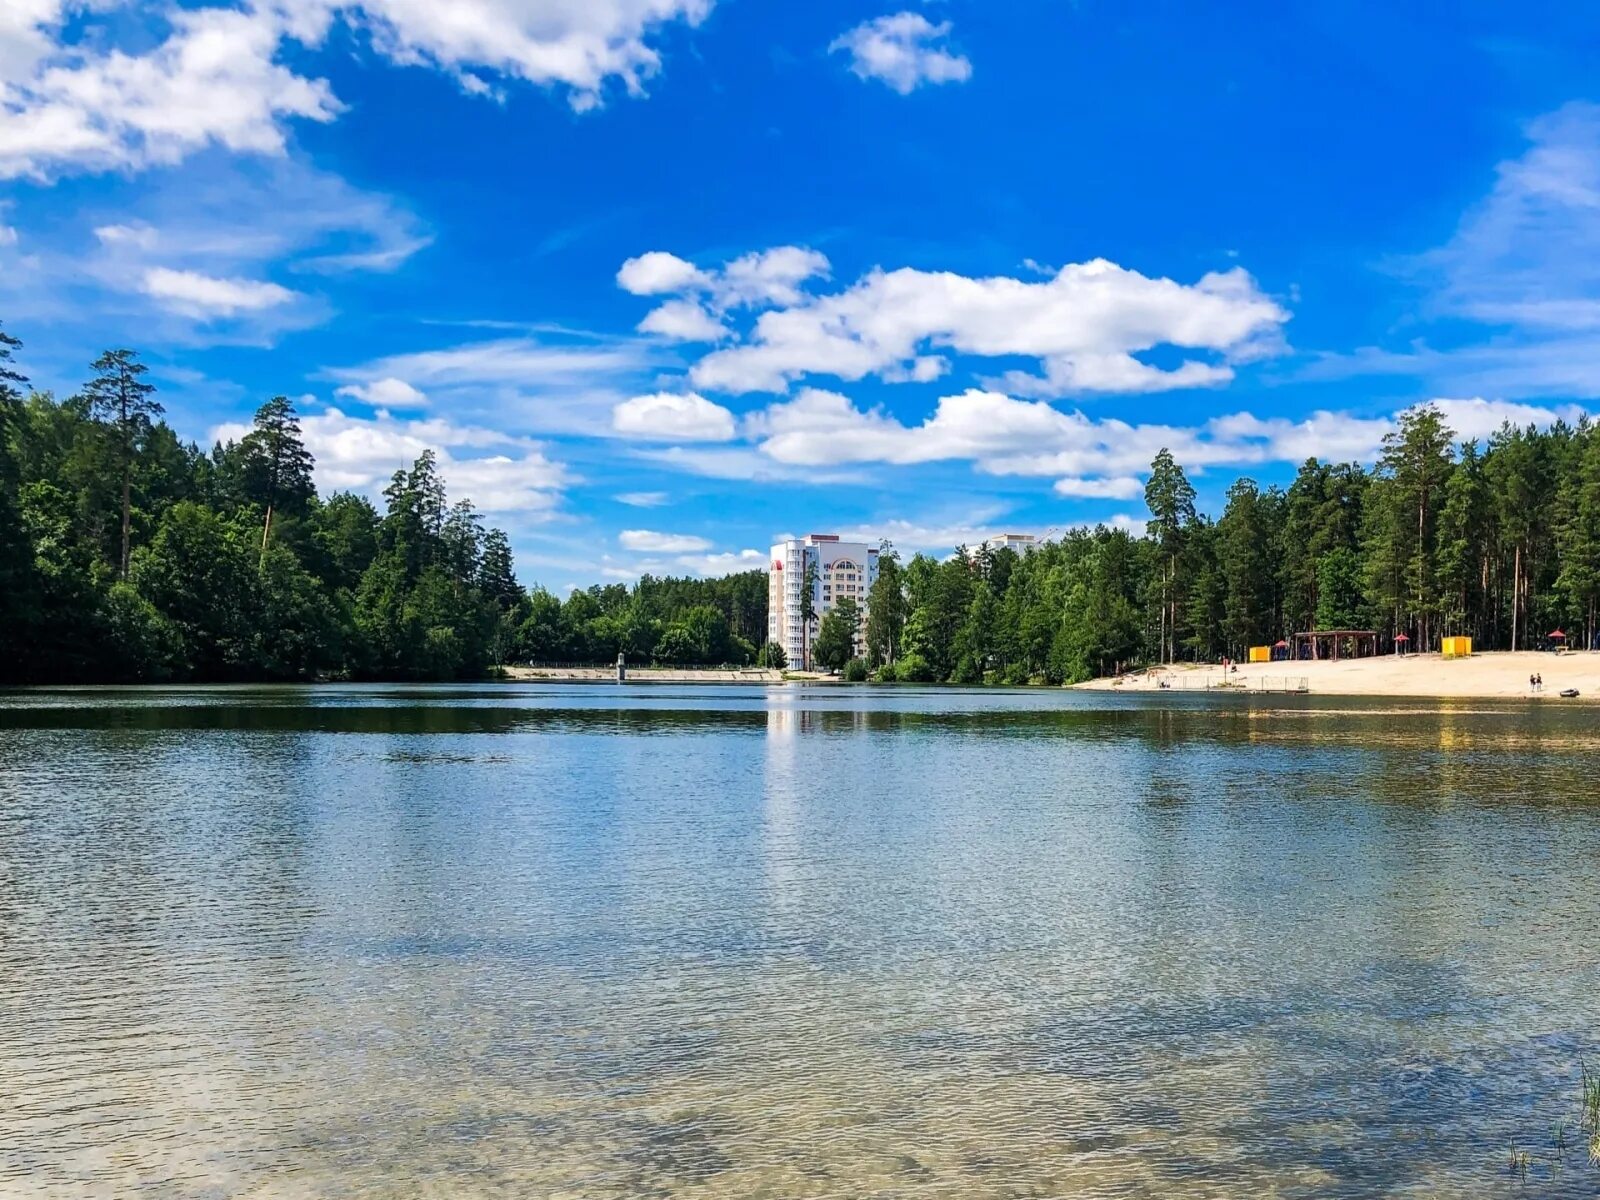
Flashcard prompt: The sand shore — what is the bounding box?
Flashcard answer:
[1075,649,1600,699]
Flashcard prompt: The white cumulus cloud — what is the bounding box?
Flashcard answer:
[0,6,341,181]
[627,253,1288,396]
[619,245,830,342]
[214,405,570,515]
[612,391,737,441]
[2,0,713,181]
[829,12,972,95]
[736,386,1591,483]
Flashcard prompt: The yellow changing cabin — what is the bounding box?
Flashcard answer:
[1441,636,1472,659]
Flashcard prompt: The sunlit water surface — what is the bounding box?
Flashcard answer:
[3,684,1599,1198]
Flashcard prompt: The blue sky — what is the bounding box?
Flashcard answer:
[4,2,1600,588]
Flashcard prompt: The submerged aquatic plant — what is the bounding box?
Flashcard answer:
[1552,1119,1568,1156]
[1509,1145,1531,1181]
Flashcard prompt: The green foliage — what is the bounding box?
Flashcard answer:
[842,657,869,682]
[1145,447,1198,662]
[892,652,937,683]
[814,595,860,671]
[865,544,906,665]
[758,640,788,669]
[0,333,531,683]
[9,322,1600,686]
[82,348,162,579]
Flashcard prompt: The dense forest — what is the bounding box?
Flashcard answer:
[0,325,768,684]
[848,403,1600,684]
[5,322,1599,686]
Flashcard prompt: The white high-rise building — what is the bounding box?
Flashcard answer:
[983,533,1038,554]
[768,534,879,669]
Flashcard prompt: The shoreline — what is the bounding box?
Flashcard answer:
[504,666,783,684]
[1074,649,1599,700]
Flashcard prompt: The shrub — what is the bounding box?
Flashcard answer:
[842,657,869,682]
[949,653,982,684]
[894,652,936,682]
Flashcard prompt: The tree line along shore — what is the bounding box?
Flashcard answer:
[0,326,765,684]
[4,321,1599,686]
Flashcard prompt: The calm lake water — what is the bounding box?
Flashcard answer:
[3,684,1599,1198]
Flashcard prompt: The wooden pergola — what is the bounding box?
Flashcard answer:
[1292,630,1379,661]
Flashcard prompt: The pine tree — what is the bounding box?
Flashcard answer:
[799,557,818,670]
[1556,427,1600,649]
[83,348,162,579]
[238,396,314,567]
[1144,448,1196,662]
[1375,404,1454,648]
[477,528,523,612]
[1218,479,1273,654]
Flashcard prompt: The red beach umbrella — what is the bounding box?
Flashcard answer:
[1550,629,1566,639]
[1394,634,1410,642]
[1273,640,1288,648]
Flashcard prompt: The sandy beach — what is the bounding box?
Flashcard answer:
[1076,649,1600,699]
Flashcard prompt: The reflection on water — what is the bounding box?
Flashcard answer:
[3,684,1599,1197]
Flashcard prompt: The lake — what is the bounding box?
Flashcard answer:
[2,684,1598,1198]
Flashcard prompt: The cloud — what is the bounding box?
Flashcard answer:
[0,6,341,181]
[617,250,709,295]
[619,245,831,342]
[334,377,428,408]
[1431,396,1589,441]
[1319,103,1600,399]
[329,333,661,435]
[336,336,652,389]
[836,508,1015,555]
[212,405,569,514]
[3,1,713,181]
[637,298,726,341]
[635,253,1287,395]
[616,490,670,507]
[830,12,972,95]
[1053,476,1145,500]
[1423,102,1600,331]
[611,390,736,440]
[2,157,431,345]
[94,223,158,249]
[599,544,768,580]
[141,267,299,318]
[671,548,767,575]
[325,0,714,112]
[619,529,713,553]
[632,443,867,484]
[741,386,1593,480]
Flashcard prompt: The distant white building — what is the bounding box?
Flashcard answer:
[983,533,1038,554]
[768,534,879,669]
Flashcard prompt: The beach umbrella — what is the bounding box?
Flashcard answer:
[1394,634,1409,642]
[1274,640,1288,648]
[1550,629,1566,639]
